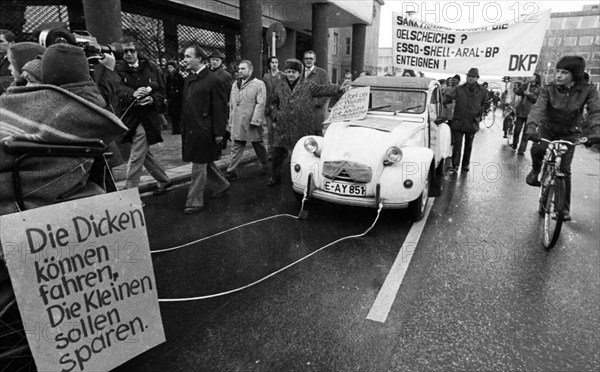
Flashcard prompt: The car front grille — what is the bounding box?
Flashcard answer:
[323,161,372,183]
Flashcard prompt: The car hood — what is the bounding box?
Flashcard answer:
[322,116,425,163]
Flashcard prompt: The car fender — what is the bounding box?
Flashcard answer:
[291,136,324,188]
[378,147,434,203]
[437,123,452,159]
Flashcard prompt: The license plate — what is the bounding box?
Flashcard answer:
[323,181,366,196]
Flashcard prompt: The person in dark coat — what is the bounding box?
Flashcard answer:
[512,73,541,154]
[268,58,350,186]
[443,67,489,173]
[263,56,283,157]
[116,36,171,193]
[180,44,230,214]
[303,50,331,136]
[165,60,184,134]
[525,56,600,220]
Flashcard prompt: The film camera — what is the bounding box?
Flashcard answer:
[37,27,123,61]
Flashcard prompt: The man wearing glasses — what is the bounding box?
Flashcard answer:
[443,68,489,173]
[116,36,172,194]
[303,50,330,136]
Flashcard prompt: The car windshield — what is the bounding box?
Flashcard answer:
[369,89,427,114]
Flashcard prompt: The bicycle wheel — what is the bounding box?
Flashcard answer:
[543,178,566,249]
[484,113,495,128]
[0,282,35,371]
[538,164,552,215]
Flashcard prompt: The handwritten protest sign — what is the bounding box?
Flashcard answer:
[392,10,550,76]
[325,86,370,123]
[0,189,164,371]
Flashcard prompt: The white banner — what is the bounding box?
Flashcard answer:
[0,189,165,372]
[392,10,550,77]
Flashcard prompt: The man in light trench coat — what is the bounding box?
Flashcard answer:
[225,60,268,180]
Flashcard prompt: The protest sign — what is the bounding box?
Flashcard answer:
[325,86,370,123]
[392,10,550,77]
[0,188,164,371]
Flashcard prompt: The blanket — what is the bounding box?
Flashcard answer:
[0,84,128,215]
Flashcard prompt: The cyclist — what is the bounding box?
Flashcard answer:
[513,73,541,154]
[525,56,600,221]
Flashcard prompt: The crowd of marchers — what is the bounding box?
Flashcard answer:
[0,30,350,215]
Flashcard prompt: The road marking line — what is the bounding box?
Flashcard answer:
[366,198,434,323]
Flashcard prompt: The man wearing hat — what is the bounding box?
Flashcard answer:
[268,58,350,186]
[5,42,45,87]
[443,67,489,173]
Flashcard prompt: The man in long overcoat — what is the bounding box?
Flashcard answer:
[225,60,268,180]
[303,50,330,135]
[180,45,230,214]
[443,67,489,173]
[268,58,349,186]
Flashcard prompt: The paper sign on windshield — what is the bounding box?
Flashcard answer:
[0,188,164,372]
[325,86,370,123]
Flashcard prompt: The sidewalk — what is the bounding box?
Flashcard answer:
[112,129,259,194]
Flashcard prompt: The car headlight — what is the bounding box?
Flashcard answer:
[304,137,319,154]
[384,146,402,165]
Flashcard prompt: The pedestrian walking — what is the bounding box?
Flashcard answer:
[225,60,268,181]
[525,56,600,221]
[268,58,350,186]
[116,36,172,193]
[180,45,230,214]
[303,50,330,136]
[263,56,283,158]
[165,60,184,134]
[443,67,489,173]
[444,74,461,126]
[512,73,541,155]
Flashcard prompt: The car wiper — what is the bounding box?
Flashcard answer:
[368,104,391,111]
[394,105,423,115]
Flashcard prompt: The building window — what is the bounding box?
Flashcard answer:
[564,17,580,29]
[577,52,590,60]
[595,36,600,45]
[548,37,561,47]
[579,36,593,46]
[345,38,351,55]
[563,37,577,46]
[332,68,337,84]
[333,32,339,55]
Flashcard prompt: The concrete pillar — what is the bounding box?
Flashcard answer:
[240,0,263,78]
[67,1,86,32]
[81,0,122,44]
[351,24,366,79]
[278,28,296,64]
[163,20,179,62]
[311,3,329,69]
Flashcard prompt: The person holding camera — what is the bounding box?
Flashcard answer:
[115,36,171,194]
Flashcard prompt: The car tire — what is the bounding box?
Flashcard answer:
[408,168,431,221]
[429,159,443,197]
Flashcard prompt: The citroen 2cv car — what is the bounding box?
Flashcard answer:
[290,76,451,221]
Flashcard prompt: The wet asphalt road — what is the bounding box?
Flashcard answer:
[116,120,599,372]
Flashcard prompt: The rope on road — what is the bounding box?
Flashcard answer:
[151,213,299,254]
[158,203,383,302]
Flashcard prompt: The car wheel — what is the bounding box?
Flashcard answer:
[429,159,443,197]
[408,169,431,221]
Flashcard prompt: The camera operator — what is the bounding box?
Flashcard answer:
[115,36,172,193]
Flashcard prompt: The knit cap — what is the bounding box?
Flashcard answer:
[21,58,42,83]
[7,42,46,75]
[41,43,90,86]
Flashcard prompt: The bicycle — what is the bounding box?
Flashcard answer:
[481,107,496,128]
[502,105,516,146]
[536,137,588,249]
